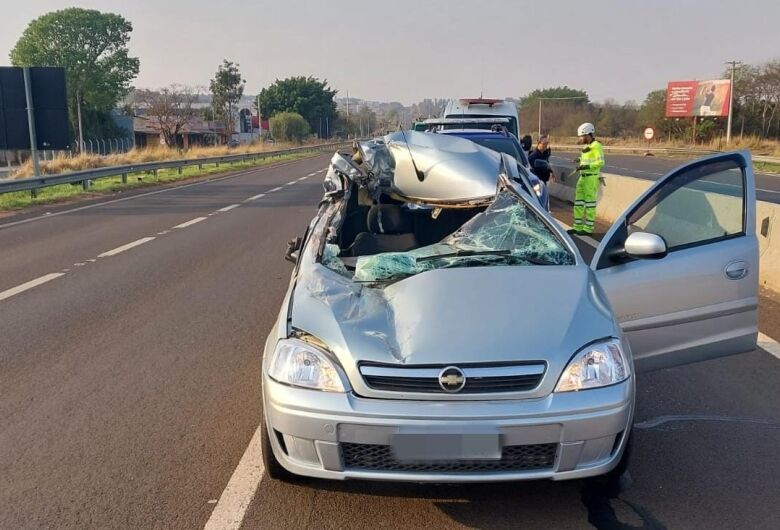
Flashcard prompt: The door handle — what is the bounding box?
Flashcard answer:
[724,260,748,280]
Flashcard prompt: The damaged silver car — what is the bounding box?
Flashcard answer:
[261,131,758,483]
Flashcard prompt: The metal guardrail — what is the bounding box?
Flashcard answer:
[0,142,349,197]
[552,144,780,165]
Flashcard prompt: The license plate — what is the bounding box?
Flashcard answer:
[391,428,501,462]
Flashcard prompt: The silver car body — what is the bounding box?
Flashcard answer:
[263,134,757,482]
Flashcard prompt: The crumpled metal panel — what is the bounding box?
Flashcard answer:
[354,131,501,203]
[352,191,574,283]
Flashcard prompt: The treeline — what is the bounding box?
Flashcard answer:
[519,60,780,143]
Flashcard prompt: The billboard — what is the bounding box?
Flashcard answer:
[0,67,70,150]
[665,79,731,117]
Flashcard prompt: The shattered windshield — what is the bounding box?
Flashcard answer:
[352,191,574,283]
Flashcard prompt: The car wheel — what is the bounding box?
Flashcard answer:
[260,414,297,483]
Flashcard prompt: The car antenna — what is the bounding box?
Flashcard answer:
[399,126,425,182]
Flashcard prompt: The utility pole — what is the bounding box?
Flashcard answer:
[725,60,741,145]
[77,89,84,153]
[22,68,40,176]
[346,90,350,139]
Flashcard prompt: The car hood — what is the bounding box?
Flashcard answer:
[291,263,617,372]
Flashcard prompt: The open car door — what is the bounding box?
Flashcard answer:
[591,151,758,372]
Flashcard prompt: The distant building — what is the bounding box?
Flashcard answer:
[133,116,223,149]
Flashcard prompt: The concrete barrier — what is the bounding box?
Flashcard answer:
[549,164,780,294]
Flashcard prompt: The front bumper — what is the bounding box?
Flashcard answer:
[263,375,634,482]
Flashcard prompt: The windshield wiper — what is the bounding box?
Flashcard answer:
[415,249,512,262]
[416,249,557,265]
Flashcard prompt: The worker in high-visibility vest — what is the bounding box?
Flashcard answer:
[571,123,605,235]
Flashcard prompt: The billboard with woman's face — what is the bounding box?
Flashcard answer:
[665,80,731,117]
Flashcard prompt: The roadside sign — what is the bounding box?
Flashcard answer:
[644,127,655,140]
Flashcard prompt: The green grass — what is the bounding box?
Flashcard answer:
[0,152,318,211]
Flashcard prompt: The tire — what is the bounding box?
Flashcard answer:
[260,415,297,482]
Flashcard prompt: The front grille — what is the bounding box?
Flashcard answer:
[360,363,545,394]
[341,442,557,473]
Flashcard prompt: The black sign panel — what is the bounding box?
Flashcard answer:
[0,67,70,150]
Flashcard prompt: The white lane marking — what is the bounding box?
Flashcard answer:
[758,333,780,360]
[173,217,207,229]
[97,237,156,258]
[218,204,241,213]
[554,213,780,360]
[204,424,265,530]
[157,230,171,235]
[0,157,327,231]
[298,176,308,181]
[285,181,297,186]
[268,186,283,192]
[244,193,265,202]
[307,172,317,177]
[0,272,65,302]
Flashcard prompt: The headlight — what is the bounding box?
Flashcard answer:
[533,183,543,197]
[554,339,630,392]
[268,337,346,392]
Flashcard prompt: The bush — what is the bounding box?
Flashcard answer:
[269,112,310,142]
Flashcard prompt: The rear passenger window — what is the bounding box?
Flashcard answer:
[627,160,744,250]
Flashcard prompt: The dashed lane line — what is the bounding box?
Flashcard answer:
[0,273,65,302]
[97,237,156,258]
[0,157,327,231]
[203,424,265,530]
[244,193,265,202]
[268,186,283,192]
[173,217,208,229]
[285,181,297,186]
[217,204,241,213]
[307,172,317,176]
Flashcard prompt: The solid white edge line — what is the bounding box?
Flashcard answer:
[218,204,241,213]
[173,217,207,229]
[268,186,283,192]
[203,424,265,530]
[97,237,156,258]
[758,333,780,360]
[245,193,265,202]
[554,213,780,358]
[0,272,65,302]
[306,172,317,176]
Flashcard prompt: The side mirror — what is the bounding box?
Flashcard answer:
[624,231,667,259]
[532,159,550,171]
[285,237,303,264]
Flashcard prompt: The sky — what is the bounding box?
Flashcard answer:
[1,0,779,105]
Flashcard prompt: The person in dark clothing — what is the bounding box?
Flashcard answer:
[528,135,554,182]
[520,134,533,154]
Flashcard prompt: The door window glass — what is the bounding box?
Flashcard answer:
[627,159,744,250]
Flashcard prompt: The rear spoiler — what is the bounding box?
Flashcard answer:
[422,117,511,125]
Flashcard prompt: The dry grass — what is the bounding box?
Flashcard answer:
[10,140,319,178]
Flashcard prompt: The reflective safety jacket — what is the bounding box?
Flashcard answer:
[579,140,605,177]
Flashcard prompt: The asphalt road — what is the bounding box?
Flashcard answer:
[550,151,780,204]
[1,154,778,529]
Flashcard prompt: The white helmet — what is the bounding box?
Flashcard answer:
[577,122,595,136]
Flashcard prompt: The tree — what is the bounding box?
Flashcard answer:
[134,85,197,148]
[210,60,245,142]
[257,76,337,136]
[10,8,140,148]
[269,112,310,142]
[518,86,590,108]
